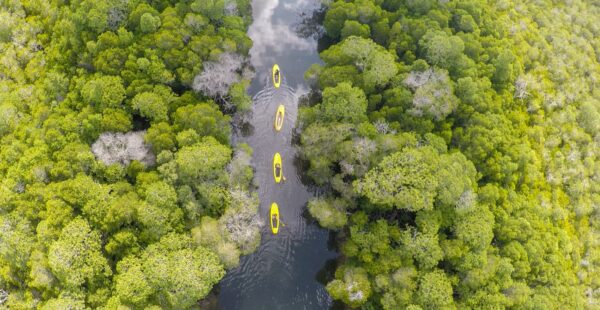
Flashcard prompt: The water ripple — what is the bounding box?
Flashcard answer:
[217,1,337,309]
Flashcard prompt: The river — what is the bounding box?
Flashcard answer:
[216,0,337,309]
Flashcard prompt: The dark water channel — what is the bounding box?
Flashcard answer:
[217,1,337,309]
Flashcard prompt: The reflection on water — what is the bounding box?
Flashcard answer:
[217,0,336,309]
[248,0,317,68]
[247,0,322,91]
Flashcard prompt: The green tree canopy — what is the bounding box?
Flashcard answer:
[80,75,126,110]
[317,82,368,124]
[355,146,439,212]
[48,218,111,290]
[173,103,232,144]
[175,136,232,184]
[308,197,349,230]
[131,91,168,122]
[321,36,398,93]
[114,234,225,308]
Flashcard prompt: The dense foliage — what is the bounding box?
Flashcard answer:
[301,0,600,308]
[0,0,259,308]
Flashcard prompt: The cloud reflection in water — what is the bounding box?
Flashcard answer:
[248,0,319,69]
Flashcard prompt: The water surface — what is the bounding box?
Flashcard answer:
[217,1,336,309]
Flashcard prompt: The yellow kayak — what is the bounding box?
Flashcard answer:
[270,202,279,235]
[273,152,282,183]
[272,64,281,88]
[274,104,285,131]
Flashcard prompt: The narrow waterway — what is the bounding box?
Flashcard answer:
[217,1,337,309]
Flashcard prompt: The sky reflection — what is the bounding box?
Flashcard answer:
[248,0,318,69]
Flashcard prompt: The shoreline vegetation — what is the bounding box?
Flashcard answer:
[1,0,600,309]
[301,0,600,309]
[0,0,260,308]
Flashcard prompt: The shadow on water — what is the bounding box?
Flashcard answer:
[291,2,334,54]
[316,258,338,288]
[216,1,339,309]
[239,119,255,138]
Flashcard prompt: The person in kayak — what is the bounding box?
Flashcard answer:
[276,111,283,129]
[274,162,286,182]
[274,104,285,131]
[272,214,278,228]
[272,64,281,89]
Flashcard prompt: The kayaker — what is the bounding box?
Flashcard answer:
[270,202,280,234]
[276,112,283,128]
[274,163,286,182]
[274,104,285,131]
[272,64,281,88]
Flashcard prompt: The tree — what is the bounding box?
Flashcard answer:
[305,0,600,308]
[453,203,494,251]
[338,137,378,179]
[416,270,454,309]
[174,136,232,184]
[578,100,600,136]
[192,52,244,104]
[191,0,226,21]
[354,146,439,212]
[402,229,444,270]
[227,80,252,111]
[176,129,201,147]
[308,197,348,230]
[219,189,262,254]
[80,75,126,109]
[406,0,437,15]
[435,151,478,206]
[341,20,371,39]
[227,143,253,190]
[0,214,35,284]
[451,9,478,33]
[144,122,175,153]
[327,267,372,308]
[82,188,138,233]
[139,234,225,309]
[41,296,86,310]
[114,256,153,308]
[196,183,231,216]
[317,82,368,124]
[48,218,111,290]
[105,229,140,260]
[173,103,232,144]
[136,181,183,242]
[0,0,257,307]
[0,103,20,136]
[51,142,96,179]
[419,30,464,70]
[404,68,459,121]
[321,36,398,93]
[192,216,240,269]
[140,13,161,33]
[91,131,155,167]
[492,50,518,88]
[131,92,168,122]
[300,123,354,185]
[101,108,132,132]
[324,1,359,39]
